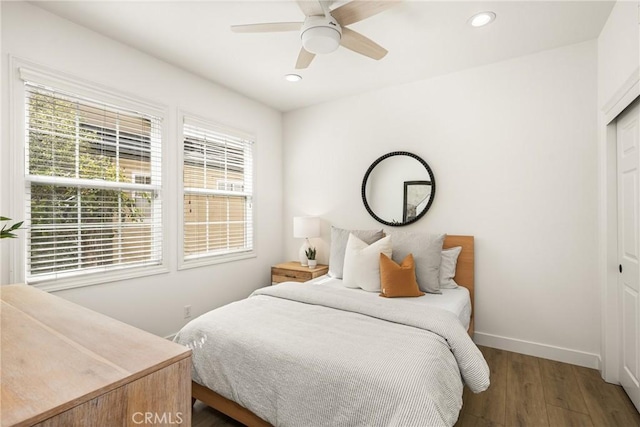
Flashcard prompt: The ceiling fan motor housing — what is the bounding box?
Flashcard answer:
[301,15,342,54]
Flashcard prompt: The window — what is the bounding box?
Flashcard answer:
[23,81,163,284]
[182,116,254,264]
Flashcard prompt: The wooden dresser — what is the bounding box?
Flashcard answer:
[1,284,191,427]
[271,261,329,284]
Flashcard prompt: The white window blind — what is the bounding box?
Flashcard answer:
[24,82,163,282]
[182,118,254,261]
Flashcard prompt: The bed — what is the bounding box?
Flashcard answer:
[175,235,488,427]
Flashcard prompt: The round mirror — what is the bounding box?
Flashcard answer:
[361,151,436,227]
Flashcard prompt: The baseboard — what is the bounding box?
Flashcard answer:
[474,331,601,370]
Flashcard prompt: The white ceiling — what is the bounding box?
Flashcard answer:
[32,0,614,112]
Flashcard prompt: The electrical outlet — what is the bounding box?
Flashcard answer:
[184,305,192,319]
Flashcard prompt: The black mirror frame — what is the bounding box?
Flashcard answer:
[361,151,436,227]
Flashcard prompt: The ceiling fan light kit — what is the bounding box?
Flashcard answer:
[301,16,342,54]
[231,0,400,69]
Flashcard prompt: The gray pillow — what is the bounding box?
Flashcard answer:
[329,226,384,278]
[387,230,445,294]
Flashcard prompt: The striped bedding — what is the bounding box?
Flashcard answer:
[175,282,490,427]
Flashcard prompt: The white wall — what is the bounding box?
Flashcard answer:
[597,0,640,382]
[0,2,284,337]
[283,40,600,367]
[598,0,639,108]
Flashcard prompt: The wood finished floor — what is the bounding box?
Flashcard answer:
[192,346,640,427]
[457,346,639,427]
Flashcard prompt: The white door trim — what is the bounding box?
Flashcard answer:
[600,66,640,383]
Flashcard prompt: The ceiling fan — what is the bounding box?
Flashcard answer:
[231,0,400,69]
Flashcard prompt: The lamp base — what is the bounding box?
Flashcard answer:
[299,238,311,266]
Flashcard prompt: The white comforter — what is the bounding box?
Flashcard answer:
[174,282,490,427]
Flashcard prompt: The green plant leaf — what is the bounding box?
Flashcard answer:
[1,217,23,239]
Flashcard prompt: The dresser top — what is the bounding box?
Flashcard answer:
[1,284,191,427]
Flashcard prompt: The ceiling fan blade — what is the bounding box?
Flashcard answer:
[296,0,325,17]
[231,22,302,33]
[296,48,316,69]
[331,0,401,26]
[340,27,387,60]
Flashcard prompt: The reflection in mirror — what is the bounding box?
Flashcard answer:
[403,181,432,222]
[361,152,435,227]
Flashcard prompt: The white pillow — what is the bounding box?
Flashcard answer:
[328,227,384,279]
[343,234,392,292]
[440,246,462,289]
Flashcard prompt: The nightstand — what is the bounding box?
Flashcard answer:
[271,261,329,284]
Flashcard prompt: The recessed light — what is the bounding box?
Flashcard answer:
[469,11,496,27]
[284,74,302,82]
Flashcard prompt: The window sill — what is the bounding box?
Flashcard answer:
[29,264,169,292]
[178,251,256,271]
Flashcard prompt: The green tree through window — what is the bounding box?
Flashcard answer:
[25,84,161,280]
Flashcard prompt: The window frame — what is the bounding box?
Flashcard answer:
[177,111,256,270]
[10,58,170,291]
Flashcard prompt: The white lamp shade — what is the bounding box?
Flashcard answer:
[293,216,320,238]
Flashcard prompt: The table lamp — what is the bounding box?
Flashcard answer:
[293,216,320,266]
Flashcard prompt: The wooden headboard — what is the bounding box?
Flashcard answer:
[443,235,475,337]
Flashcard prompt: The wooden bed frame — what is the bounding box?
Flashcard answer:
[444,235,475,337]
[192,235,475,427]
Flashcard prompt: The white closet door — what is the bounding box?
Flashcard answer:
[617,98,640,412]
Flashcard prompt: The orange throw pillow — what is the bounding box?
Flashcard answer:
[379,253,425,298]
